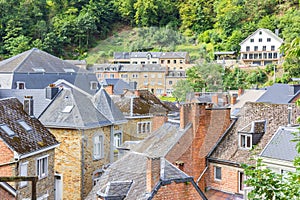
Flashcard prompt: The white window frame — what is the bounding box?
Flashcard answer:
[214,166,222,181]
[90,81,98,90]
[36,155,49,179]
[239,134,252,149]
[137,121,151,134]
[114,132,122,148]
[20,162,28,187]
[238,171,246,193]
[93,133,104,160]
[17,81,26,89]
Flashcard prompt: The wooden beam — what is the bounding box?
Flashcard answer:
[0,176,38,200]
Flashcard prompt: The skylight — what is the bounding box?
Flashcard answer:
[63,68,75,73]
[0,124,16,136]
[18,121,32,131]
[62,105,74,113]
[32,68,45,72]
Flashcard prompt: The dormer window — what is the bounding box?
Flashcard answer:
[239,134,252,149]
[63,68,75,73]
[90,81,98,90]
[17,81,25,89]
[238,120,266,150]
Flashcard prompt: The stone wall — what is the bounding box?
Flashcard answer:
[17,149,56,200]
[123,117,153,141]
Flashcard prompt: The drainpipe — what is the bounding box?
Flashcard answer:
[110,125,114,163]
[81,129,85,200]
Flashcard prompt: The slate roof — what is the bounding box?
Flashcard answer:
[39,81,117,129]
[0,48,99,95]
[209,102,300,165]
[256,84,300,104]
[0,89,56,118]
[260,126,299,161]
[111,90,171,116]
[0,98,59,156]
[92,88,127,124]
[103,78,134,95]
[97,181,133,199]
[86,152,198,200]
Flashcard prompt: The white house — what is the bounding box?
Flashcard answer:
[240,28,284,66]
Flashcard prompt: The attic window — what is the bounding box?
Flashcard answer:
[32,68,45,72]
[63,68,75,73]
[62,105,74,113]
[18,121,32,131]
[239,134,252,149]
[17,81,25,89]
[0,124,15,137]
[90,81,98,90]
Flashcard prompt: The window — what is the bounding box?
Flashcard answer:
[167,60,170,64]
[259,31,262,35]
[144,74,148,78]
[161,60,164,64]
[18,121,32,131]
[246,46,250,51]
[20,162,28,187]
[90,82,98,90]
[267,38,271,42]
[214,166,222,181]
[259,38,262,42]
[137,121,151,134]
[151,74,155,78]
[273,53,278,59]
[141,61,145,64]
[268,53,272,59]
[152,61,157,64]
[238,171,245,193]
[169,81,173,85]
[156,89,163,94]
[173,60,176,64]
[158,74,162,78]
[239,134,252,149]
[180,60,183,64]
[110,74,114,78]
[63,68,75,73]
[249,54,253,59]
[271,45,275,51]
[254,46,258,51]
[262,46,266,51]
[133,61,138,64]
[93,134,104,160]
[158,81,162,85]
[62,105,74,113]
[17,82,25,89]
[250,39,254,42]
[114,132,122,148]
[242,54,247,59]
[0,124,15,137]
[37,155,48,179]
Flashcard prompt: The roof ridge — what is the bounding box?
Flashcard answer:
[13,48,35,72]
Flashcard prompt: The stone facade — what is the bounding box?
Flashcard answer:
[49,125,112,200]
[0,139,56,200]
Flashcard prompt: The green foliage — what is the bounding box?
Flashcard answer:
[172,80,194,102]
[282,37,300,79]
[223,67,247,90]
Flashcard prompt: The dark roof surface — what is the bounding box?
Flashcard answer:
[111,90,171,116]
[0,89,57,118]
[39,83,109,128]
[0,98,59,155]
[256,84,300,104]
[209,102,300,165]
[260,126,299,161]
[0,48,99,95]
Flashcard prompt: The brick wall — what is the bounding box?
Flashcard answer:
[153,181,202,200]
[207,163,242,195]
[0,140,15,177]
[0,186,15,200]
[151,115,167,132]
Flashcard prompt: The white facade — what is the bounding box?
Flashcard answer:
[240,28,283,66]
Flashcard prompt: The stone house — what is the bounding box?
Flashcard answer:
[86,101,232,199]
[38,81,126,200]
[0,97,59,200]
[205,102,300,198]
[110,89,176,142]
[239,28,283,66]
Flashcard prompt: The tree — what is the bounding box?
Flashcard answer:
[282,37,300,79]
[172,80,194,102]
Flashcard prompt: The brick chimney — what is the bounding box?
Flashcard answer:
[105,85,114,95]
[238,88,244,97]
[222,94,229,105]
[231,94,238,105]
[146,157,161,193]
[212,94,219,105]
